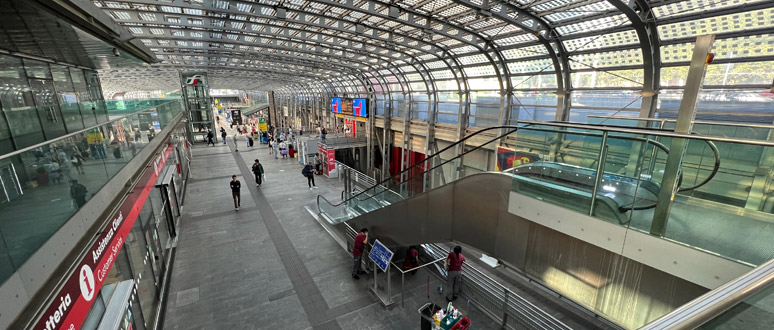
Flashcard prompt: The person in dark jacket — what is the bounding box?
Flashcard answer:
[251,159,264,186]
[206,130,215,146]
[220,127,227,144]
[302,161,317,189]
[70,180,88,209]
[230,175,241,210]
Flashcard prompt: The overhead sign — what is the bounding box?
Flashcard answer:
[352,98,367,117]
[33,145,174,330]
[368,239,394,272]
[331,97,342,113]
[258,117,268,132]
[185,74,203,85]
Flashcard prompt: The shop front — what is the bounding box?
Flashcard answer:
[31,131,189,330]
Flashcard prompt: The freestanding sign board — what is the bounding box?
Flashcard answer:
[368,239,394,272]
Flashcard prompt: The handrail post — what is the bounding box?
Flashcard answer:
[388,264,392,305]
[589,131,609,216]
[401,272,405,309]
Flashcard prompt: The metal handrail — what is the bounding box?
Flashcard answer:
[423,243,576,330]
[640,258,774,330]
[0,99,183,160]
[586,115,774,130]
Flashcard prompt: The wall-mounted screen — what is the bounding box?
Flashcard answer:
[341,98,353,114]
[331,97,342,113]
[352,98,367,117]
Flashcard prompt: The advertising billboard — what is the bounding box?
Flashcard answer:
[331,97,342,113]
[352,98,367,117]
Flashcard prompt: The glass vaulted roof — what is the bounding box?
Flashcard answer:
[92,0,774,119]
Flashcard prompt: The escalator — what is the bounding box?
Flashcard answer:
[315,121,774,328]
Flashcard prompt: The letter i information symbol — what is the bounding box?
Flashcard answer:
[79,265,95,301]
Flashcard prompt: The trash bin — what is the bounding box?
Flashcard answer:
[419,303,442,330]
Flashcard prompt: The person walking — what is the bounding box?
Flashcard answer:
[69,179,88,209]
[273,139,279,159]
[220,128,227,144]
[230,175,241,211]
[351,228,368,279]
[321,127,327,142]
[251,159,264,187]
[446,245,466,301]
[206,130,215,146]
[303,161,316,189]
[71,153,85,174]
[268,138,274,156]
[232,132,240,152]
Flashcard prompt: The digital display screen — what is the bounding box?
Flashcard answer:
[352,98,367,117]
[341,98,353,115]
[331,97,341,113]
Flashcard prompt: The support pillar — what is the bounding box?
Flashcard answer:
[651,35,715,236]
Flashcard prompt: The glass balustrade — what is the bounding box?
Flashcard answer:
[0,99,184,285]
[318,121,774,268]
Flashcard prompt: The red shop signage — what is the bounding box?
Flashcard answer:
[34,144,174,330]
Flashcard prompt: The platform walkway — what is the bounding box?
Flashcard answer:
[162,139,501,330]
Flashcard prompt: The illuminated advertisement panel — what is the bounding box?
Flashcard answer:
[331,97,342,113]
[352,98,367,117]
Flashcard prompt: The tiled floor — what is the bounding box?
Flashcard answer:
[163,136,505,330]
[162,130,613,330]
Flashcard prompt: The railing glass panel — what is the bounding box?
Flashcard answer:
[317,122,774,267]
[0,100,184,285]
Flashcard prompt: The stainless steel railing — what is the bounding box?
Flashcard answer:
[640,258,774,330]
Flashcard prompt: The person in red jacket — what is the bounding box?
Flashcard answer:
[446,245,466,301]
[352,228,369,279]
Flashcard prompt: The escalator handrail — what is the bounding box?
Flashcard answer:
[560,121,722,192]
[317,123,658,213]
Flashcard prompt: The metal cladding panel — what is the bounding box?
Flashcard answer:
[411,135,427,154]
[392,131,403,145]
[451,173,510,255]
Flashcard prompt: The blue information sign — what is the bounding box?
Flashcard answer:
[368,239,394,272]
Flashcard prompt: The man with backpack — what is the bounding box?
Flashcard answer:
[302,161,317,189]
[251,159,264,186]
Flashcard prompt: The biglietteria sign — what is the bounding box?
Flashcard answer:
[34,144,174,330]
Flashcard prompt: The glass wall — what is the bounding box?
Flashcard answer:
[0,100,184,286]
[78,131,188,330]
[0,54,109,152]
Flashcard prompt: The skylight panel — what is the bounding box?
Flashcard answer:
[160,6,182,13]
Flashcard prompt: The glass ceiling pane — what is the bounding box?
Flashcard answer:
[659,8,774,40]
[653,0,772,19]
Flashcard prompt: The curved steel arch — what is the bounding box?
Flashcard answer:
[448,0,572,122]
[608,0,662,117]
[132,0,473,94]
